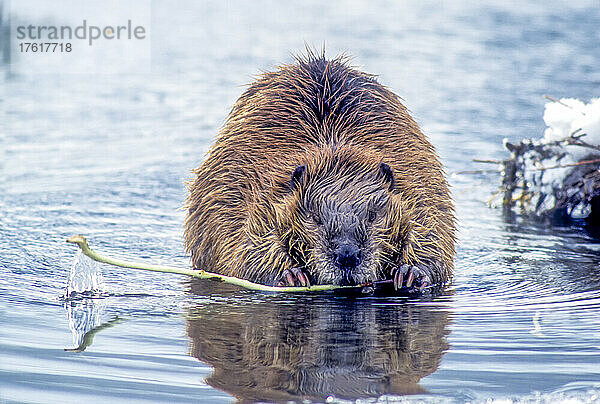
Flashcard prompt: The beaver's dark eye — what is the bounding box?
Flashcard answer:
[368,210,376,223]
[312,213,322,225]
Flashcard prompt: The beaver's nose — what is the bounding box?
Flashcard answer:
[335,244,361,270]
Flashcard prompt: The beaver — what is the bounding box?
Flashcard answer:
[184,53,456,291]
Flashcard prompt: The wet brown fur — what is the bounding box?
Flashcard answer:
[184,52,456,286]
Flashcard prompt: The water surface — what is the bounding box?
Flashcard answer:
[2,1,600,402]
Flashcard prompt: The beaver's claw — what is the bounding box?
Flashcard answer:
[392,264,431,292]
[277,267,311,287]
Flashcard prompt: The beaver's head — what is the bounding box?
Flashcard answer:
[278,149,396,286]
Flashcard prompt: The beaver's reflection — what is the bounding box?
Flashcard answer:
[186,282,450,402]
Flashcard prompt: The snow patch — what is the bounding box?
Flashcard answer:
[502,97,600,217]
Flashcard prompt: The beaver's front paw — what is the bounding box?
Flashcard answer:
[391,264,431,292]
[277,268,311,287]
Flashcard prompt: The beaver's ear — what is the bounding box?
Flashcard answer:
[379,163,394,191]
[290,165,306,191]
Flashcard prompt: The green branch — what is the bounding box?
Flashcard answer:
[66,235,358,293]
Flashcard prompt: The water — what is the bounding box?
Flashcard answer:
[65,252,105,297]
[2,0,600,402]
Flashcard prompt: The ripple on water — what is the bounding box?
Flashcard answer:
[2,0,600,402]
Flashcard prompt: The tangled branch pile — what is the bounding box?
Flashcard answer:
[499,97,600,222]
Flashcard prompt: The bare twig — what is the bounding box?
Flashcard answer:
[543,95,586,116]
[565,136,600,152]
[531,158,600,171]
[473,158,504,165]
